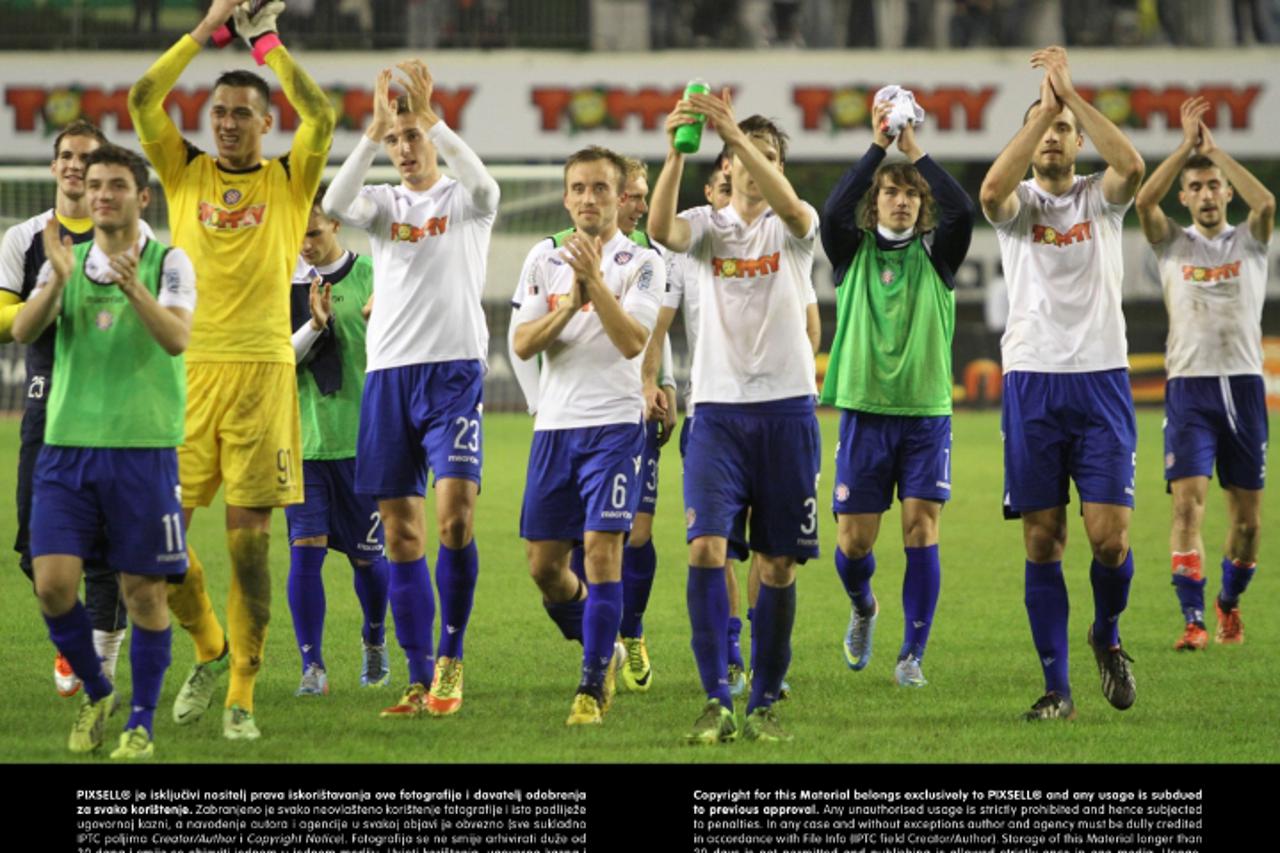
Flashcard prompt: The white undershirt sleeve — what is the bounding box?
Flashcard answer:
[323,136,381,230]
[429,122,500,217]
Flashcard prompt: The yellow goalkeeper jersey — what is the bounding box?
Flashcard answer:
[131,35,333,363]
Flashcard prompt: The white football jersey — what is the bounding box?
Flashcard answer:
[355,176,495,372]
[991,174,1131,373]
[514,231,664,430]
[1156,224,1269,378]
[680,202,819,405]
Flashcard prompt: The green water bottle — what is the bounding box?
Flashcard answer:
[673,79,711,154]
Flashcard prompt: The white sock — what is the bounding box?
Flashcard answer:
[94,628,127,683]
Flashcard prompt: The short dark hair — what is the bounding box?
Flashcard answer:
[310,184,339,220]
[857,162,936,233]
[737,114,789,164]
[394,94,412,116]
[563,145,628,194]
[83,144,150,193]
[705,150,732,186]
[52,119,106,159]
[1023,100,1080,135]
[214,69,271,114]
[1180,154,1223,185]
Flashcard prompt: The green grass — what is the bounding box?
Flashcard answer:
[0,410,1276,763]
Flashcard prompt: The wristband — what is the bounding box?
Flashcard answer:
[250,32,283,66]
[211,24,235,48]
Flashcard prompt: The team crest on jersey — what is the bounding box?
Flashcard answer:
[391,217,448,243]
[880,269,895,286]
[614,251,633,265]
[95,310,115,330]
[198,201,266,231]
[222,188,242,205]
[685,507,697,529]
[712,252,781,278]
[836,483,850,502]
[1032,221,1093,247]
[1182,261,1240,283]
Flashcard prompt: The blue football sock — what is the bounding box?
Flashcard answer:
[45,602,113,701]
[1090,550,1134,648]
[544,578,586,643]
[288,545,327,670]
[436,541,478,659]
[727,616,745,669]
[1171,552,1205,625]
[125,624,171,736]
[350,556,390,647]
[1172,575,1207,625]
[570,546,586,583]
[688,566,732,709]
[388,557,435,686]
[1024,560,1070,698]
[747,582,796,714]
[835,548,877,614]
[1220,557,1256,608]
[619,539,657,638]
[900,545,941,661]
[579,581,623,698]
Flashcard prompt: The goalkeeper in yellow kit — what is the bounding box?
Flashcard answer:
[127,0,335,740]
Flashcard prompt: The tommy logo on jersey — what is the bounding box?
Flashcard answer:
[198,202,266,231]
[712,252,781,278]
[391,216,448,242]
[1031,221,1092,247]
[1182,261,1241,283]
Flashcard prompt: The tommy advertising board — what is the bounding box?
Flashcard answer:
[0,48,1276,161]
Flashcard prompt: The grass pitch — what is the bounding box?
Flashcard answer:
[0,410,1276,764]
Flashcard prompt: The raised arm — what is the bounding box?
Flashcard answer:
[1033,46,1143,205]
[823,101,894,278]
[127,1,240,183]
[395,60,499,215]
[905,118,975,274]
[649,109,693,252]
[261,41,335,197]
[692,89,812,238]
[980,75,1060,224]
[1197,123,1275,244]
[322,68,393,230]
[1135,98,1208,245]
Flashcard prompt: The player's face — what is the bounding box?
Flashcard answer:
[729,134,783,202]
[86,163,148,232]
[704,171,732,209]
[51,134,101,203]
[875,176,923,231]
[209,85,272,166]
[563,160,621,237]
[1031,108,1082,179]
[618,175,649,234]
[383,114,437,186]
[1179,167,1233,230]
[301,209,343,267]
